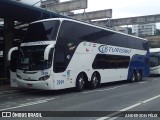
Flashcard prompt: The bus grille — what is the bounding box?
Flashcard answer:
[23,79,38,81]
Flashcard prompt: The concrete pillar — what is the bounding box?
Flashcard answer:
[4,18,14,82]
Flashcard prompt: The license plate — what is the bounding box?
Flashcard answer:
[27,84,33,87]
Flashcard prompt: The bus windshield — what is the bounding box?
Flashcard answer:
[150,56,159,67]
[24,20,60,42]
[18,45,53,71]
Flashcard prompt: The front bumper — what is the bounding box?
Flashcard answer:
[16,78,54,90]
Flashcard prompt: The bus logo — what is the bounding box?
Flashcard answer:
[98,45,131,54]
[98,45,108,53]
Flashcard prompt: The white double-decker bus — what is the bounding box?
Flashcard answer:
[8,18,150,91]
[150,48,160,75]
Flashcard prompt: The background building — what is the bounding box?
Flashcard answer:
[41,0,60,9]
[113,26,129,34]
[132,23,156,37]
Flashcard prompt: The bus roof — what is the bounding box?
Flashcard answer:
[150,48,160,53]
[31,18,148,41]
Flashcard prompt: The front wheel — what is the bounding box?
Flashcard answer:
[76,73,85,92]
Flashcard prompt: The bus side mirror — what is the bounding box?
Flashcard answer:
[44,44,55,60]
[8,47,18,61]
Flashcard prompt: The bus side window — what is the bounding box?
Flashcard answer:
[54,45,66,73]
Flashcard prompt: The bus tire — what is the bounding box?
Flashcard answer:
[136,71,140,82]
[130,71,136,82]
[89,72,99,89]
[76,73,85,92]
[138,70,143,81]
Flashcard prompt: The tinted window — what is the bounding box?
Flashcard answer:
[92,54,130,69]
[24,20,60,42]
[78,24,114,44]
[54,21,78,73]
[150,56,159,67]
[54,20,147,72]
[58,21,148,51]
[104,34,148,50]
[77,23,148,50]
[18,46,53,71]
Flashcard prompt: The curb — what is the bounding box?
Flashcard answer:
[0,78,11,92]
[0,85,12,92]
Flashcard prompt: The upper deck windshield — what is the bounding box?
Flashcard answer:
[18,45,53,71]
[150,55,160,67]
[24,20,60,42]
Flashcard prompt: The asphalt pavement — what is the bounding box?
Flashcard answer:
[0,76,160,120]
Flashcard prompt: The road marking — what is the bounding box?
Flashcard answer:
[0,90,18,94]
[82,90,98,94]
[96,87,118,92]
[82,85,129,94]
[82,87,118,94]
[96,94,160,120]
[142,94,160,104]
[0,89,45,97]
[138,81,148,84]
[116,84,129,88]
[0,97,56,111]
[149,78,160,81]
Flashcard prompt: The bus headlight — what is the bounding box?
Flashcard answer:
[16,74,22,79]
[39,75,50,81]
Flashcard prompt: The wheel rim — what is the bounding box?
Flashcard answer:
[79,77,84,89]
[137,72,140,81]
[92,76,98,87]
[132,73,135,82]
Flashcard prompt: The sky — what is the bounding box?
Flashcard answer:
[21,0,160,18]
[21,0,160,27]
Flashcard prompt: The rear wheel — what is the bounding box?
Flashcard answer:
[76,73,85,92]
[130,71,136,82]
[89,72,99,89]
[137,71,143,81]
[136,71,140,82]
